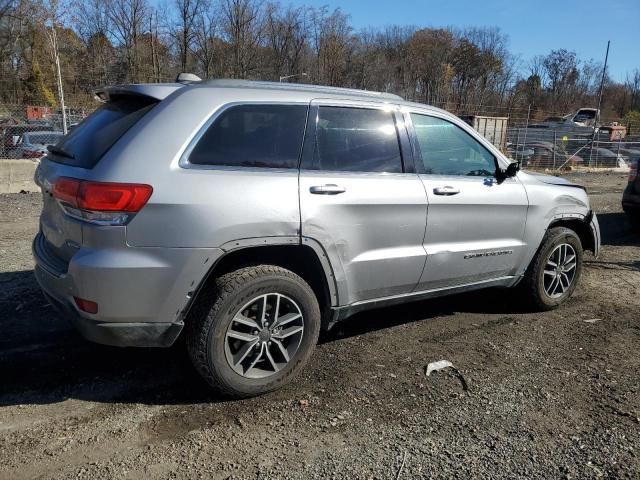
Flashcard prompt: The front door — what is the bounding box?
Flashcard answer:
[406,111,529,291]
[299,101,428,305]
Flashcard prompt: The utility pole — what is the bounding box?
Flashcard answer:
[52,26,68,135]
[43,1,67,135]
[589,40,610,167]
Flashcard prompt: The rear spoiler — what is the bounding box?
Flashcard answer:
[93,83,185,103]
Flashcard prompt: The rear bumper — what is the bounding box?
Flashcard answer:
[37,280,182,347]
[33,233,223,347]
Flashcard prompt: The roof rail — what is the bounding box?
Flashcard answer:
[201,79,403,101]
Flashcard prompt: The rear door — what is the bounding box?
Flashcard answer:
[406,110,529,290]
[299,100,428,305]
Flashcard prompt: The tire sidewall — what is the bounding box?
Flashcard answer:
[206,274,320,396]
[535,229,583,308]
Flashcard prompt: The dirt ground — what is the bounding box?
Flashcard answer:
[0,172,638,479]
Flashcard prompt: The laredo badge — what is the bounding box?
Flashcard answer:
[464,250,513,259]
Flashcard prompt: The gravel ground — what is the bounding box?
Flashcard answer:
[0,172,638,479]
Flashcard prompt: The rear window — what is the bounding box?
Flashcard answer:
[26,133,63,145]
[48,95,157,168]
[187,104,308,169]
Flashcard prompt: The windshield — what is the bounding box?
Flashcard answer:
[48,95,158,168]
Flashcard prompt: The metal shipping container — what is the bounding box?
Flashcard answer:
[459,115,509,150]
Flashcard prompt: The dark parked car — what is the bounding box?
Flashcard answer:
[525,142,583,168]
[506,143,534,163]
[622,159,640,223]
[11,131,64,159]
[616,147,640,166]
[585,147,625,168]
[1,124,51,158]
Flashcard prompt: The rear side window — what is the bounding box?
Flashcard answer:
[309,107,402,173]
[50,96,158,168]
[188,104,308,168]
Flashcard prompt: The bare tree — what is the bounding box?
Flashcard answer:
[105,0,149,82]
[220,0,263,78]
[170,0,204,72]
[625,69,640,111]
[264,3,307,80]
[0,0,639,122]
[72,0,113,85]
[310,7,351,86]
[542,49,579,111]
[192,1,218,78]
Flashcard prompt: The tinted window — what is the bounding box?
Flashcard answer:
[411,114,496,176]
[310,107,402,173]
[188,104,308,168]
[50,96,158,168]
[26,133,63,145]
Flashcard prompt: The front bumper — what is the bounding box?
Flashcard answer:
[33,233,223,347]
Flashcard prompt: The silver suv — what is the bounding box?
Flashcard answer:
[33,79,600,397]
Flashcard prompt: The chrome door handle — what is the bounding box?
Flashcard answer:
[309,184,346,195]
[433,186,460,196]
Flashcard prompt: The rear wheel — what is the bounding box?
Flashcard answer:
[519,227,583,310]
[186,265,321,398]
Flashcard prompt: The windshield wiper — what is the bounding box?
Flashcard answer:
[47,145,75,159]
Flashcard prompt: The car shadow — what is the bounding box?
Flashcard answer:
[0,270,524,408]
[597,212,640,246]
[320,287,521,343]
[0,270,216,407]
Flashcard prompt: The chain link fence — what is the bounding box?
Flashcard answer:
[432,101,640,171]
[2,99,639,168]
[0,103,88,159]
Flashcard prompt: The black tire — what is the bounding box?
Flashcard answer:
[519,227,583,311]
[186,265,321,398]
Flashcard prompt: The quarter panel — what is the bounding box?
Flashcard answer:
[126,168,300,248]
[94,87,308,248]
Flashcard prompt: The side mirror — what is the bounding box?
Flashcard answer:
[496,161,519,183]
[504,161,520,177]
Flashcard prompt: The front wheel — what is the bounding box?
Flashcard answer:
[519,227,583,310]
[186,265,321,398]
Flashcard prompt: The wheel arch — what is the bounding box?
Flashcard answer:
[547,214,596,254]
[182,240,338,329]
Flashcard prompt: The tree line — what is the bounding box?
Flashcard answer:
[1,0,639,124]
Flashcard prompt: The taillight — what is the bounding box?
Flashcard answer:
[629,161,638,182]
[23,149,44,159]
[52,177,153,225]
[73,296,98,314]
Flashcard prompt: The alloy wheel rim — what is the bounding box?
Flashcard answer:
[224,293,304,379]
[543,243,577,298]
